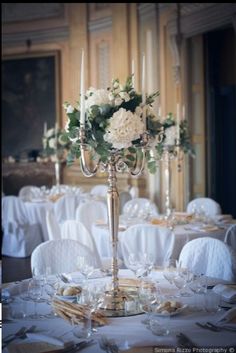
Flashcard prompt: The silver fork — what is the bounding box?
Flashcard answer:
[3,325,37,348]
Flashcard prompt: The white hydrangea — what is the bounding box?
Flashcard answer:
[65,105,74,114]
[49,138,56,149]
[104,108,145,150]
[164,125,177,146]
[85,88,110,110]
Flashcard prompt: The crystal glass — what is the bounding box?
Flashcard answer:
[76,256,95,282]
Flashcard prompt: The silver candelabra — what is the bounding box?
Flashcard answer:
[78,127,162,316]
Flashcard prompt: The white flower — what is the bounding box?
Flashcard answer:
[104,108,145,149]
[164,125,177,146]
[119,91,130,102]
[114,97,123,106]
[49,138,56,149]
[45,128,54,138]
[66,105,74,114]
[85,88,110,110]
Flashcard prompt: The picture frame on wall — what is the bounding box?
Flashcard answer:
[2,51,60,162]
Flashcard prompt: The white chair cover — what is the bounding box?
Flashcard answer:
[31,239,97,275]
[179,237,236,281]
[18,186,41,201]
[54,194,79,224]
[122,198,159,218]
[120,224,175,267]
[186,197,222,216]
[119,191,132,214]
[75,200,108,234]
[61,220,102,268]
[90,184,108,197]
[46,209,62,241]
[224,225,236,251]
[2,196,42,257]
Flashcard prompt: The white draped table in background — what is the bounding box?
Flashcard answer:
[2,269,236,352]
[91,222,230,263]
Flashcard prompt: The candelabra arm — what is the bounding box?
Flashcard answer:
[79,128,99,177]
[129,147,146,177]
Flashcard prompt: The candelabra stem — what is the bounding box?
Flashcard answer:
[107,157,119,294]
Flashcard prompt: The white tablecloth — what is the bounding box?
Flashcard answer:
[2,270,236,351]
[91,222,228,262]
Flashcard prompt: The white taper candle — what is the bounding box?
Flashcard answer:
[80,49,85,126]
[176,103,180,144]
[131,59,135,89]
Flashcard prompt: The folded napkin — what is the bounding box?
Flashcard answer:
[52,298,108,326]
[216,307,236,324]
[213,284,236,303]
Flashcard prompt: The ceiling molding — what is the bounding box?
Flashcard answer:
[138,3,157,22]
[167,3,236,37]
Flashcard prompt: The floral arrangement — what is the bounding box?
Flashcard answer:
[42,126,71,162]
[157,112,195,158]
[63,76,194,173]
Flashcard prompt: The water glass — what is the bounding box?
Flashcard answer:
[71,314,92,339]
[204,292,221,313]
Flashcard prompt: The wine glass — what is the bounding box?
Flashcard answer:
[127,253,144,278]
[76,256,95,282]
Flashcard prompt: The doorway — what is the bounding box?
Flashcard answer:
[204,26,236,218]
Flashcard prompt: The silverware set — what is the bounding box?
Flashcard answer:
[3,325,37,348]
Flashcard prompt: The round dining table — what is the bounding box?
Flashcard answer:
[2,269,236,352]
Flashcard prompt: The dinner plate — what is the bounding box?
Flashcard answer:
[154,304,188,317]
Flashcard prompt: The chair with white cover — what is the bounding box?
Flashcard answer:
[90,184,108,198]
[61,220,102,268]
[19,185,41,201]
[75,200,108,234]
[186,197,222,217]
[46,209,62,241]
[54,194,79,224]
[119,191,132,214]
[31,239,99,276]
[178,237,236,281]
[122,198,159,219]
[2,196,43,257]
[120,224,175,267]
[224,224,236,251]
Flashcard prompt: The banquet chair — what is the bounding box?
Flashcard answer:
[18,185,41,201]
[46,209,62,241]
[178,237,236,281]
[31,239,99,276]
[75,200,108,234]
[122,198,159,219]
[120,224,175,267]
[2,196,43,257]
[90,184,108,198]
[224,224,236,251]
[186,197,222,217]
[54,194,79,224]
[119,191,132,214]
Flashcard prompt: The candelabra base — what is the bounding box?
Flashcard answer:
[98,288,143,317]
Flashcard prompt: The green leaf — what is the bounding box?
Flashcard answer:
[126,154,135,161]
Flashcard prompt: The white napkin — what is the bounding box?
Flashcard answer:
[213,284,236,303]
[216,307,236,324]
[26,333,65,346]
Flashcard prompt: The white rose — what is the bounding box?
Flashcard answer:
[104,108,145,150]
[114,97,123,106]
[119,92,130,102]
[85,88,110,110]
[164,125,177,146]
